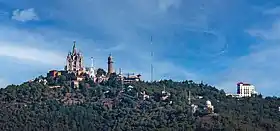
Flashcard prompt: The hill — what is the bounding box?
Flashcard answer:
[0,74,279,131]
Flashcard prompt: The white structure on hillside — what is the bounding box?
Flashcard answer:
[226,82,258,98]
[89,57,96,78]
[237,82,257,97]
[226,93,242,98]
[141,91,150,100]
[191,104,198,114]
[205,100,214,114]
[161,85,171,100]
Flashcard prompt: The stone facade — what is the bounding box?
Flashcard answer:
[65,41,84,72]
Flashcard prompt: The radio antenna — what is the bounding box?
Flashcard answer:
[150,36,154,82]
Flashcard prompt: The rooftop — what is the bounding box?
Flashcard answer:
[237,82,251,86]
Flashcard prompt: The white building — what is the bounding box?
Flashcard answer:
[237,82,257,97]
[140,91,150,100]
[226,93,242,98]
[205,100,214,114]
[89,57,96,78]
[161,85,171,101]
[191,104,198,114]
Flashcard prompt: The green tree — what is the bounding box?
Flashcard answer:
[57,75,67,85]
[0,77,279,131]
[96,68,106,77]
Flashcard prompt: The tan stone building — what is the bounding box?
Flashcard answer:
[65,41,85,72]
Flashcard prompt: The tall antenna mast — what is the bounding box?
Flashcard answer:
[91,57,94,68]
[150,36,154,82]
[188,90,194,120]
[120,68,124,89]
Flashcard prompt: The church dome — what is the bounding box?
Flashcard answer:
[206,100,211,106]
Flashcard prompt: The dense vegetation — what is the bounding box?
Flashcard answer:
[0,72,279,131]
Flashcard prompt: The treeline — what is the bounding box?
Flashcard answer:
[0,74,279,131]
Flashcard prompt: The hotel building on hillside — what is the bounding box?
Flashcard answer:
[226,82,258,98]
[237,82,258,97]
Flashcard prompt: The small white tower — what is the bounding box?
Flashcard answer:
[206,100,211,106]
[89,57,96,78]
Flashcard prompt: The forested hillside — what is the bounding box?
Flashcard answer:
[0,74,279,131]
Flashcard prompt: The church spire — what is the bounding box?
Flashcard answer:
[72,41,76,54]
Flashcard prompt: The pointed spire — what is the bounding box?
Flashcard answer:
[72,41,76,54]
[91,57,94,68]
[119,68,122,75]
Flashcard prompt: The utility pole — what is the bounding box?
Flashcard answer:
[187,90,194,129]
[119,68,124,89]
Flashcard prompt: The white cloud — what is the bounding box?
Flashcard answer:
[154,61,198,81]
[0,26,68,67]
[103,43,126,52]
[246,19,280,40]
[0,79,7,88]
[0,43,64,66]
[0,11,8,16]
[263,6,280,15]
[11,8,39,22]
[216,8,280,96]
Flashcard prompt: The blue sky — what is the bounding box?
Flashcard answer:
[0,0,279,96]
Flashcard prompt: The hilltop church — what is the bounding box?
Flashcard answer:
[47,41,141,88]
[65,41,85,73]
